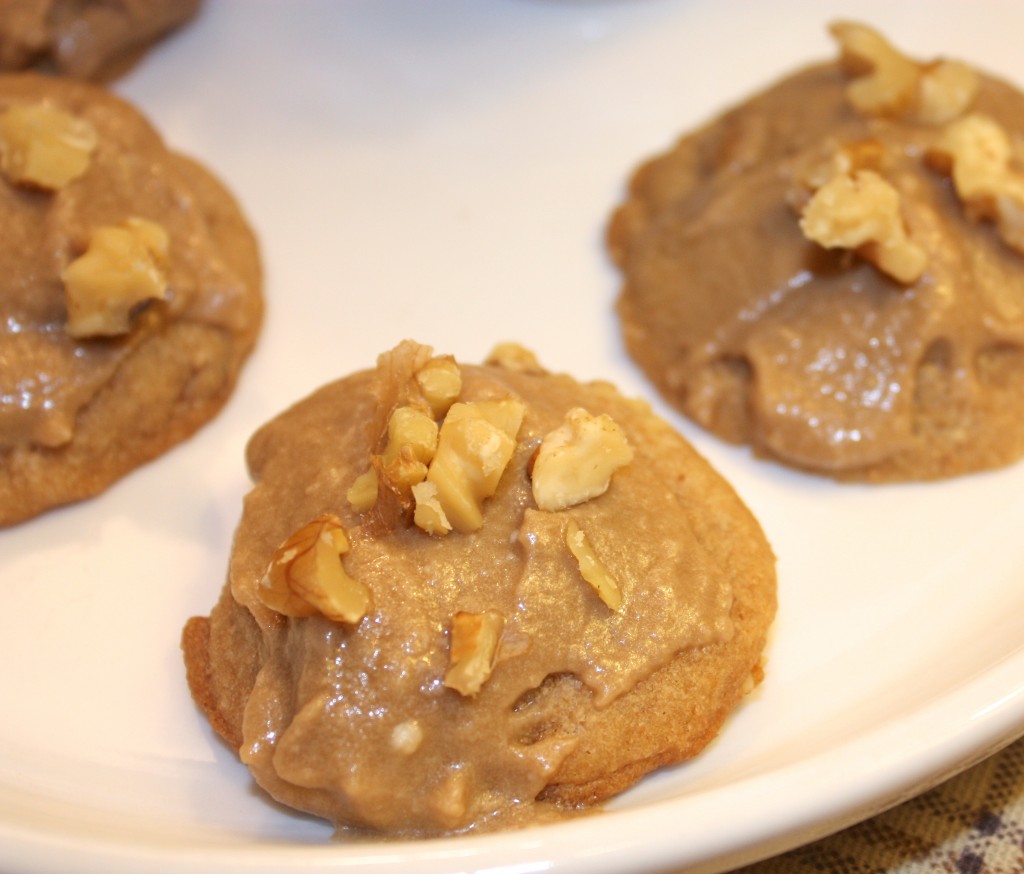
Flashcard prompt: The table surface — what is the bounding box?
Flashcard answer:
[736,735,1024,873]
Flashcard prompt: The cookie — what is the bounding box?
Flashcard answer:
[0,0,201,80]
[608,22,1024,481]
[182,340,776,836]
[0,73,262,525]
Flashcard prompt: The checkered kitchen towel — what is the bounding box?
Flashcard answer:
[737,735,1024,873]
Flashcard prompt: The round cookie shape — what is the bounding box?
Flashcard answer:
[0,0,202,80]
[182,341,776,836]
[0,73,262,525]
[608,22,1024,481]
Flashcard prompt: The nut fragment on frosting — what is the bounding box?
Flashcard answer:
[421,399,525,534]
[0,101,97,190]
[531,407,634,511]
[390,720,424,755]
[916,59,980,126]
[414,356,462,418]
[799,169,927,284]
[788,139,887,211]
[379,404,438,492]
[346,469,378,512]
[384,405,439,466]
[565,520,622,611]
[258,514,371,624]
[484,342,546,374]
[444,610,504,697]
[831,21,977,124]
[62,217,170,337]
[926,114,1024,253]
[411,480,452,535]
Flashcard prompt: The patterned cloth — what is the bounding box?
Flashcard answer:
[735,736,1024,874]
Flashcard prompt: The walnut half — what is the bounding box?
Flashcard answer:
[531,407,634,511]
[0,101,98,190]
[799,169,926,284]
[925,113,1024,254]
[257,514,372,624]
[830,21,977,125]
[62,217,170,338]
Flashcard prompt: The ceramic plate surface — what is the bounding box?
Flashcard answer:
[4,1,1024,872]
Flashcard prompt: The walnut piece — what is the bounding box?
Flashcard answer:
[390,719,424,755]
[411,480,452,535]
[0,102,98,190]
[346,468,378,513]
[258,514,372,624]
[379,404,438,493]
[62,217,170,337]
[832,21,919,117]
[420,399,525,534]
[787,139,887,212]
[444,609,504,697]
[830,21,977,124]
[484,342,546,374]
[531,407,634,512]
[925,114,1024,254]
[382,405,438,479]
[565,520,622,611]
[916,59,979,126]
[431,770,470,829]
[799,169,927,284]
[414,356,462,418]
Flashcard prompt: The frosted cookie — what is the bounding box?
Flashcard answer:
[182,341,776,836]
[0,73,262,525]
[0,0,201,80]
[609,22,1024,481]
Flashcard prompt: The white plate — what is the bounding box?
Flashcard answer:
[4,1,1024,872]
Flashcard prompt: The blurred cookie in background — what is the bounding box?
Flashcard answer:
[0,0,201,80]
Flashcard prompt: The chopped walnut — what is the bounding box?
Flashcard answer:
[832,21,919,117]
[565,520,622,611]
[422,399,525,534]
[0,102,98,190]
[431,770,469,828]
[390,720,424,755]
[998,191,1024,253]
[484,342,546,374]
[361,404,440,528]
[830,21,977,124]
[383,405,438,466]
[415,356,462,418]
[382,446,428,491]
[916,59,979,125]
[376,404,438,494]
[531,407,634,512]
[787,139,887,212]
[62,217,170,337]
[346,468,378,513]
[799,169,927,284]
[411,480,452,535]
[258,514,372,624]
[925,114,1024,254]
[444,610,504,697]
